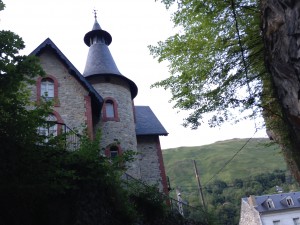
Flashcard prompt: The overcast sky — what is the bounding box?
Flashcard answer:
[1,0,267,149]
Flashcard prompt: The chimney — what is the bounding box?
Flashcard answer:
[248,195,257,207]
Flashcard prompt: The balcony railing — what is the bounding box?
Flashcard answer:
[60,123,81,151]
[38,122,81,151]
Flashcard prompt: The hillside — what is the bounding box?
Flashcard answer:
[162,138,289,203]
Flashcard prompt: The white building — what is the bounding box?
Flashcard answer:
[239,192,300,225]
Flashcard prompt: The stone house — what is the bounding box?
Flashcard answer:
[239,192,300,225]
[28,16,169,194]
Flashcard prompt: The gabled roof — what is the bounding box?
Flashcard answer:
[243,192,300,213]
[135,106,168,136]
[30,38,103,114]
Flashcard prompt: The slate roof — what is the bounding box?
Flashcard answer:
[82,19,138,99]
[243,192,300,213]
[135,106,168,136]
[30,38,103,115]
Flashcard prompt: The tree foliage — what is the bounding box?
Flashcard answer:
[202,170,298,225]
[150,0,265,129]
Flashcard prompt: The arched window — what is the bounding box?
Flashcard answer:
[105,100,114,117]
[36,75,59,106]
[102,97,119,122]
[105,144,122,158]
[109,146,119,158]
[38,112,63,143]
[41,78,54,100]
[38,114,57,142]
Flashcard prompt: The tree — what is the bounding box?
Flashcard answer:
[150,0,300,183]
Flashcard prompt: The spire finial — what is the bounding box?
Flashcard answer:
[93,9,98,20]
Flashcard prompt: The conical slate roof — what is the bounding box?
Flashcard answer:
[83,18,138,98]
[83,19,119,76]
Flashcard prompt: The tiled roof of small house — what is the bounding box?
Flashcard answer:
[30,38,103,115]
[243,192,300,213]
[82,18,138,99]
[135,106,168,136]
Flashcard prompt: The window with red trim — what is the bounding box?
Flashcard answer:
[109,146,119,158]
[38,112,63,143]
[41,78,54,100]
[105,145,122,158]
[37,75,59,106]
[102,98,119,121]
[38,114,58,142]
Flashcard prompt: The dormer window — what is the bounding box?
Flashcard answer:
[293,218,300,225]
[280,196,294,207]
[266,198,275,209]
[286,196,294,206]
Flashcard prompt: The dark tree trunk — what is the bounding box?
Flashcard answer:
[261,0,300,182]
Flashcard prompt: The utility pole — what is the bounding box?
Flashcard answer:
[193,160,206,209]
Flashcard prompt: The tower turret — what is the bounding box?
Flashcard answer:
[83,14,140,178]
[83,14,137,99]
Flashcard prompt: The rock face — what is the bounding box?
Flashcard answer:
[261,0,300,182]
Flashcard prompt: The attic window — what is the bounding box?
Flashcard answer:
[286,196,294,206]
[37,75,59,106]
[41,78,54,100]
[266,198,275,209]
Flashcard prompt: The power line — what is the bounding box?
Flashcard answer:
[203,130,258,186]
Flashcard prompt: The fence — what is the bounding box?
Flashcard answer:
[38,122,81,150]
[122,172,202,219]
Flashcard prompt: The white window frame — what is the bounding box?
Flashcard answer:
[286,196,294,206]
[38,114,57,142]
[41,78,54,100]
[267,199,275,209]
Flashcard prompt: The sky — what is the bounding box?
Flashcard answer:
[1,0,268,149]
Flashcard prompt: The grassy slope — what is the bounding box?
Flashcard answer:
[162,138,287,202]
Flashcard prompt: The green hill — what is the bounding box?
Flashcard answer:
[162,138,289,203]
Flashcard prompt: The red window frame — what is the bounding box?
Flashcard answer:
[37,75,59,106]
[102,97,119,122]
[105,144,122,158]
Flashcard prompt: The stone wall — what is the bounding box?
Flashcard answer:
[29,49,89,134]
[88,76,140,178]
[137,135,168,193]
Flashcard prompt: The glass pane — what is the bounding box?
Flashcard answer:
[110,151,118,158]
[41,79,54,99]
[105,102,114,117]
